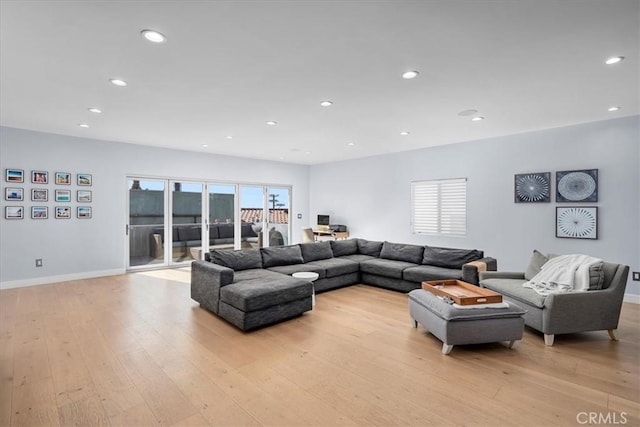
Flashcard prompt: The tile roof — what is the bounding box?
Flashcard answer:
[241,208,289,224]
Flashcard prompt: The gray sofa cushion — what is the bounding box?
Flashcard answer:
[360,258,417,279]
[357,239,383,257]
[380,241,424,264]
[330,239,358,257]
[220,277,312,312]
[338,253,378,263]
[481,278,546,309]
[524,249,549,280]
[267,263,327,279]
[234,268,284,282]
[299,242,333,262]
[306,258,360,278]
[403,265,463,283]
[422,246,483,269]
[178,226,201,241]
[210,248,263,271]
[261,245,304,268]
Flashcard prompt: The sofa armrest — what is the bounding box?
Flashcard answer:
[190,260,234,314]
[462,257,497,284]
[479,271,526,281]
[543,287,624,334]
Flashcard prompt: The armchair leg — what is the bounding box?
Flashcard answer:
[411,318,418,328]
[544,334,555,346]
[607,329,618,341]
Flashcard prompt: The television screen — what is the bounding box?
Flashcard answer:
[317,214,330,226]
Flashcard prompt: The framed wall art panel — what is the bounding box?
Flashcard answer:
[556,169,598,202]
[514,172,551,203]
[556,206,598,239]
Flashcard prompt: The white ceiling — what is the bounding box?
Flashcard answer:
[1,1,638,165]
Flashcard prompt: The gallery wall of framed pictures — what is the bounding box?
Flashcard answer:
[514,168,598,240]
[3,168,93,220]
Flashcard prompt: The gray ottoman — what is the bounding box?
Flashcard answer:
[408,289,526,355]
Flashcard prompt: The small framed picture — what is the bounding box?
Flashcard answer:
[31,188,48,202]
[77,206,92,219]
[55,172,71,185]
[514,172,551,203]
[5,169,24,183]
[77,173,92,186]
[5,206,24,219]
[556,206,598,239]
[5,187,23,201]
[55,189,71,202]
[556,169,598,202]
[31,206,48,219]
[55,206,71,219]
[31,170,49,184]
[77,190,92,202]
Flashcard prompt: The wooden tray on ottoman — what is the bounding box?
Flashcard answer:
[422,280,502,305]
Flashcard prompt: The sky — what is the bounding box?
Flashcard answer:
[128,179,289,209]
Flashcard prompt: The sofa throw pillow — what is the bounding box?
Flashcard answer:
[380,241,424,264]
[300,242,333,262]
[524,249,549,281]
[330,239,358,257]
[588,264,605,290]
[261,245,304,268]
[357,239,383,257]
[422,246,483,269]
[210,248,262,271]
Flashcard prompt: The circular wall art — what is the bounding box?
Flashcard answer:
[556,169,598,202]
[514,172,550,203]
[556,206,597,239]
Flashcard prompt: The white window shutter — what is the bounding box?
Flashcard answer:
[412,178,467,236]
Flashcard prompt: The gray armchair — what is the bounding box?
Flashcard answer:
[479,262,629,346]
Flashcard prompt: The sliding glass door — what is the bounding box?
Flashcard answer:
[267,186,290,247]
[127,178,167,268]
[171,181,203,264]
[208,184,237,251]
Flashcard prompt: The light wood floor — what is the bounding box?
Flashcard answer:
[1,269,639,426]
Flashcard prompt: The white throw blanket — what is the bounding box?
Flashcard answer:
[523,254,603,296]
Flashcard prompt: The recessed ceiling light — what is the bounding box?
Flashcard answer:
[88,108,102,114]
[608,106,621,112]
[110,78,127,87]
[201,144,209,147]
[304,151,311,155]
[400,131,410,136]
[320,100,333,107]
[402,70,419,79]
[78,123,89,128]
[458,109,478,117]
[346,142,356,146]
[266,121,278,126]
[471,116,485,121]
[141,29,166,43]
[605,56,624,65]
[226,135,233,140]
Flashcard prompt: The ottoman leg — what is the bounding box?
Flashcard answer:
[442,344,454,355]
[507,340,517,349]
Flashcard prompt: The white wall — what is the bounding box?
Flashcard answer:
[310,116,640,296]
[0,127,310,288]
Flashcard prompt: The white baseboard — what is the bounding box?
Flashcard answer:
[0,268,125,290]
[623,293,640,304]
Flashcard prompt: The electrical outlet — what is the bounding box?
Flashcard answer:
[35,259,43,267]
[633,272,640,281]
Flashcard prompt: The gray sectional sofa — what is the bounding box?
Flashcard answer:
[191,238,496,331]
